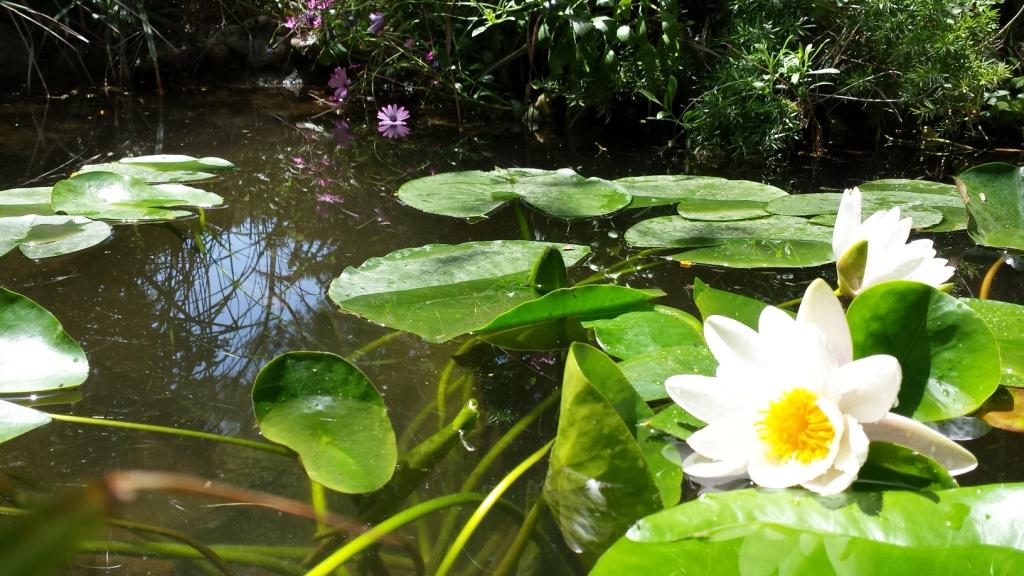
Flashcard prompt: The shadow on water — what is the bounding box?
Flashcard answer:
[0,88,1022,573]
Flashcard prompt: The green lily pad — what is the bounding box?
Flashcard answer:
[626,214,831,247]
[644,403,703,441]
[0,400,51,444]
[808,206,945,230]
[78,154,236,183]
[251,351,396,494]
[542,343,679,559]
[767,186,966,232]
[847,281,1001,421]
[672,239,835,268]
[584,306,704,359]
[857,178,967,232]
[593,486,1024,576]
[962,298,1024,387]
[955,163,1024,250]
[328,241,590,343]
[0,215,112,260]
[397,168,630,219]
[675,198,771,221]
[0,187,54,217]
[692,277,776,329]
[51,172,223,221]
[0,287,88,394]
[619,345,717,401]
[856,442,957,491]
[615,175,787,209]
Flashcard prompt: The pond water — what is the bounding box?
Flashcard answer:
[1,89,1023,575]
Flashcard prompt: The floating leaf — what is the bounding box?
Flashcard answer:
[543,343,679,558]
[644,403,702,441]
[0,215,112,260]
[0,400,51,444]
[592,485,1024,575]
[251,351,396,494]
[955,163,1024,250]
[856,442,957,491]
[619,345,716,401]
[584,307,703,359]
[615,175,787,209]
[846,282,1001,421]
[672,239,835,268]
[767,184,966,232]
[397,168,630,219]
[858,178,967,232]
[51,172,222,221]
[808,206,944,230]
[675,198,772,221]
[328,241,589,343]
[0,187,54,217]
[0,287,88,394]
[78,154,236,183]
[963,298,1024,387]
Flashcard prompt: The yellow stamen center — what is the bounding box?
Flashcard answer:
[756,388,835,464]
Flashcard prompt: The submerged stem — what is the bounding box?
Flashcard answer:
[980,254,1007,300]
[76,541,306,575]
[492,498,545,576]
[46,413,292,456]
[347,330,404,362]
[574,248,671,286]
[105,518,236,576]
[435,338,479,427]
[434,440,553,576]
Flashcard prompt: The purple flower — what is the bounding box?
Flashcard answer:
[404,38,414,49]
[378,123,411,139]
[285,16,298,29]
[316,193,344,203]
[328,66,352,101]
[367,12,385,35]
[377,104,410,126]
[292,156,306,167]
[307,0,335,9]
[425,50,435,62]
[331,120,354,148]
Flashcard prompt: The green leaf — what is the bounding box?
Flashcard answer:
[396,168,630,219]
[644,403,702,441]
[584,307,703,359]
[621,485,1024,548]
[856,442,957,491]
[615,175,787,209]
[78,154,235,183]
[619,345,717,401]
[955,163,1024,250]
[693,278,774,329]
[542,343,678,558]
[675,198,770,221]
[0,400,51,444]
[0,215,112,260]
[52,172,222,221]
[767,186,965,232]
[962,298,1024,387]
[625,215,831,252]
[857,178,967,232]
[846,282,1001,421]
[251,351,396,494]
[671,239,835,268]
[528,245,568,294]
[593,521,1024,576]
[0,287,88,393]
[0,187,54,217]
[328,241,590,343]
[809,206,945,229]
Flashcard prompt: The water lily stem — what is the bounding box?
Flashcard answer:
[310,481,329,533]
[980,254,1006,300]
[46,413,292,456]
[776,295,803,309]
[513,200,531,240]
[305,493,486,576]
[75,540,307,575]
[347,330,404,362]
[492,498,545,576]
[429,388,560,562]
[434,440,554,576]
[105,517,236,576]
[575,248,671,286]
[436,338,479,427]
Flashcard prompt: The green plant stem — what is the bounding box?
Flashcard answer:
[429,388,560,563]
[347,330,404,362]
[76,541,306,575]
[435,338,479,427]
[492,498,545,576]
[776,295,803,309]
[513,200,531,240]
[305,493,485,576]
[310,481,328,533]
[105,518,235,576]
[46,413,292,456]
[575,248,671,285]
[434,440,554,576]
[980,254,1006,300]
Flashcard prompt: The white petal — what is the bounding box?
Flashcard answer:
[875,214,912,251]
[747,397,846,488]
[686,412,757,463]
[665,374,731,423]
[704,315,766,368]
[797,279,852,366]
[832,188,862,257]
[862,413,978,475]
[832,355,901,422]
[907,257,956,287]
[758,305,796,341]
[801,416,870,495]
[682,451,749,480]
[863,251,928,288]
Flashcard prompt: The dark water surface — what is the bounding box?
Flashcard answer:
[0,89,1022,575]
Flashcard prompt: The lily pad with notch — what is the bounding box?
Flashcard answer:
[0,287,88,394]
[615,175,788,211]
[78,154,236,183]
[51,172,223,221]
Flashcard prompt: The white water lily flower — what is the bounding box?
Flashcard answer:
[666,279,976,495]
[832,187,955,297]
